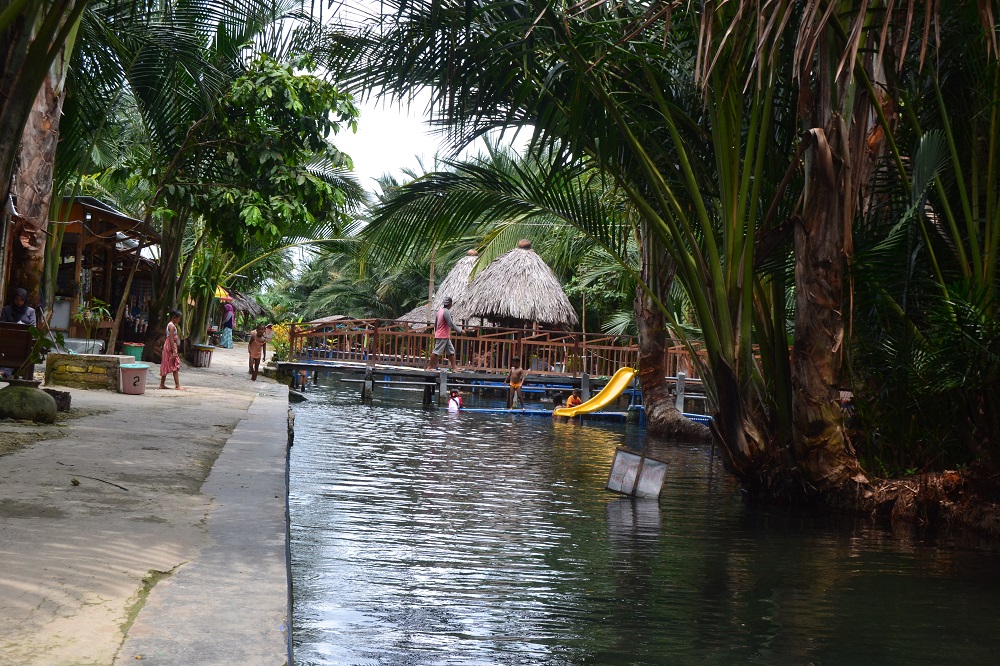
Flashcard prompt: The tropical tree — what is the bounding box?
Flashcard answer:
[1,0,89,305]
[327,0,1000,503]
[849,5,1000,474]
[45,1,361,356]
[328,2,780,459]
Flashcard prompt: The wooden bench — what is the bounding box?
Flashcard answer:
[0,322,35,380]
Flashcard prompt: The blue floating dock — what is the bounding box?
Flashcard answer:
[444,407,631,423]
[452,407,556,417]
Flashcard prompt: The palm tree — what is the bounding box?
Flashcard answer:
[848,6,1000,473]
[330,1,787,475]
[1,0,88,305]
[45,1,361,355]
[330,0,1000,500]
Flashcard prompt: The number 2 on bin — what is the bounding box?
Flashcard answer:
[133,376,140,387]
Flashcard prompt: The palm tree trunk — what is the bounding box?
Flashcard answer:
[8,69,67,306]
[792,118,868,492]
[0,1,86,243]
[635,223,711,441]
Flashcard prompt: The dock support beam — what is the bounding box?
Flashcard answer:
[438,369,448,406]
[581,373,591,401]
[361,368,374,402]
[675,371,686,411]
[423,382,434,406]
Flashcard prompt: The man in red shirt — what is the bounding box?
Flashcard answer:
[427,297,463,370]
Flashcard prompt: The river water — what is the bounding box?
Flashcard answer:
[289,376,1000,665]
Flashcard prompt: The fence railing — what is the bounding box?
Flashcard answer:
[288,318,707,379]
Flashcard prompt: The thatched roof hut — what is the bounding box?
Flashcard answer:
[464,240,578,329]
[229,288,268,320]
[309,314,348,326]
[398,250,482,327]
[397,304,433,327]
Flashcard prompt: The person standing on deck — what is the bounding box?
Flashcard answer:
[427,297,462,370]
[506,356,526,410]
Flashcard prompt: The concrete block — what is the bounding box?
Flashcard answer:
[46,353,136,391]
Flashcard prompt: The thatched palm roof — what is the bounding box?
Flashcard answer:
[465,240,578,328]
[308,314,348,326]
[397,304,432,326]
[229,288,268,319]
[397,250,481,326]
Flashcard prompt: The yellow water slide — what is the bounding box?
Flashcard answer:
[553,367,637,417]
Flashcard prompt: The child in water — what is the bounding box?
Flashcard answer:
[248,324,267,381]
[566,389,583,408]
[447,389,463,412]
[159,309,183,390]
[506,356,526,410]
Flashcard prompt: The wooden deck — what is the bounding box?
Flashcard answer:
[288,318,706,380]
[283,319,710,414]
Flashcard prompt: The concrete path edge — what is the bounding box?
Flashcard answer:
[116,382,293,665]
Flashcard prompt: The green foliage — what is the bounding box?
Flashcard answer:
[16,326,64,377]
[196,54,361,252]
[270,241,431,321]
[71,298,111,341]
[848,14,1000,475]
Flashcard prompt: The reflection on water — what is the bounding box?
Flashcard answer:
[290,376,1000,665]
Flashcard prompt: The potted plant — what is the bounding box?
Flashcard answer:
[72,298,111,353]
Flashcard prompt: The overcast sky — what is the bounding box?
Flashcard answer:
[333,91,529,195]
[333,94,443,193]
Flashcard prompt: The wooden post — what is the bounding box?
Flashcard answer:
[423,381,434,406]
[73,225,82,337]
[361,367,374,402]
[438,368,448,406]
[675,370,686,412]
[289,323,297,360]
[581,372,591,401]
[427,248,435,324]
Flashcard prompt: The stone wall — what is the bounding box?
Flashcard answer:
[45,354,137,391]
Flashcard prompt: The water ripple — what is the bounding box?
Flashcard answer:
[291,376,1000,666]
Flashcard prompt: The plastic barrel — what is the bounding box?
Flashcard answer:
[119,363,149,395]
[122,343,145,361]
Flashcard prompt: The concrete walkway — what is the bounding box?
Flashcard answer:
[0,344,291,665]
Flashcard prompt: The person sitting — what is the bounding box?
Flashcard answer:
[0,288,36,326]
[566,389,583,408]
[0,287,37,379]
[530,355,553,372]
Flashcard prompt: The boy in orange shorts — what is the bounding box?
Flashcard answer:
[506,356,526,410]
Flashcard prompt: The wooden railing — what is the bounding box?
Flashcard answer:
[287,318,672,378]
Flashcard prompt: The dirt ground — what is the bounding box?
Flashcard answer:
[0,344,280,665]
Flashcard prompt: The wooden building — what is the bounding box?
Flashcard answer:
[48,197,159,345]
[0,197,160,346]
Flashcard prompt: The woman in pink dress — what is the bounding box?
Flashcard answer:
[159,309,183,389]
